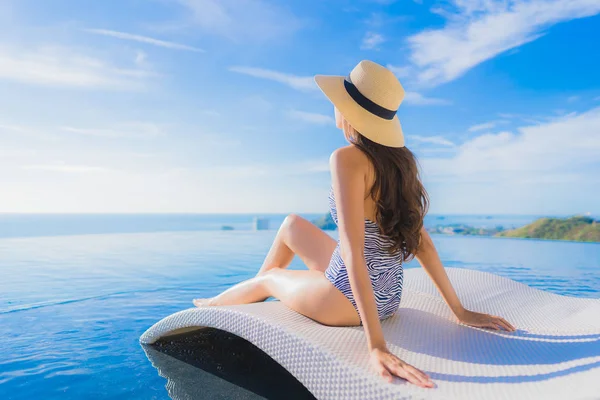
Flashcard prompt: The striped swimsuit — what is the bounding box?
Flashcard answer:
[324,186,404,324]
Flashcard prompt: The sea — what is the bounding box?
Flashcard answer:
[1,213,598,399]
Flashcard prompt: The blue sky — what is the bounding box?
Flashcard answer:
[0,0,599,215]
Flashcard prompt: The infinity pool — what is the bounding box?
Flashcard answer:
[1,230,598,399]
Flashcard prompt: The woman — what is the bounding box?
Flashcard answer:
[193,60,516,388]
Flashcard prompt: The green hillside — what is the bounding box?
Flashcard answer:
[496,216,599,243]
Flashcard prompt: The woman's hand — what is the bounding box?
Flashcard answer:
[369,347,434,388]
[456,308,516,332]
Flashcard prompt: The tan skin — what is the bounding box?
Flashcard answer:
[193,107,516,388]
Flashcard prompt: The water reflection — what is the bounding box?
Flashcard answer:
[142,328,315,400]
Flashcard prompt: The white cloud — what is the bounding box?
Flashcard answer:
[0,124,39,134]
[22,163,111,173]
[134,50,148,67]
[287,110,334,125]
[172,0,302,42]
[1,121,168,141]
[404,91,450,105]
[240,95,274,112]
[0,148,37,157]
[468,121,496,132]
[412,147,457,156]
[567,95,580,103]
[197,134,241,146]
[84,29,205,52]
[266,158,331,175]
[0,123,58,140]
[407,0,600,85]
[421,106,600,181]
[229,65,447,106]
[361,32,385,50]
[200,109,221,117]
[368,0,398,4]
[468,119,509,132]
[1,157,333,213]
[0,46,157,89]
[60,122,166,138]
[365,12,410,27]
[387,64,412,78]
[298,159,330,173]
[498,113,517,119]
[408,135,456,147]
[229,66,316,91]
[161,158,330,179]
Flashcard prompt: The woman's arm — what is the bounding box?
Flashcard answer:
[330,148,433,388]
[414,227,464,316]
[415,227,516,332]
[330,148,385,350]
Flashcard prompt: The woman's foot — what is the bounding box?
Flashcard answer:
[193,298,214,308]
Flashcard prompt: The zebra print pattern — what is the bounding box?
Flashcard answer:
[324,186,404,324]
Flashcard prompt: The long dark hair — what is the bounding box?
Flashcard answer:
[347,127,429,262]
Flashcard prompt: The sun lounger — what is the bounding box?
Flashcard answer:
[141,268,600,399]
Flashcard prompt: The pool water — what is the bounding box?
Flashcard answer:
[1,230,599,399]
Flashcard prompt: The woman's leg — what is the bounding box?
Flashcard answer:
[195,269,360,327]
[256,213,337,276]
[193,214,345,317]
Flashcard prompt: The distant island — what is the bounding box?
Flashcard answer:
[313,213,599,243]
[427,224,504,236]
[497,216,599,243]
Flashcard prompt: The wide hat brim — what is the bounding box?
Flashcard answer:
[314,75,404,148]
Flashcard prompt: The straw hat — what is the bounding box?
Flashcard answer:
[314,60,405,148]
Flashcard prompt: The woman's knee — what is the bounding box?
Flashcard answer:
[260,269,284,298]
[282,213,303,231]
[281,213,306,239]
[261,269,307,300]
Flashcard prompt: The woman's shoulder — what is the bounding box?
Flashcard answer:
[329,145,368,169]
